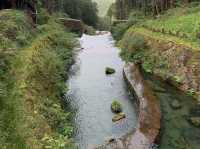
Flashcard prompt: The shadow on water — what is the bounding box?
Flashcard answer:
[65,33,138,149]
[143,72,200,149]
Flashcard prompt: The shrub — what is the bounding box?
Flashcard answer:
[111,23,129,41]
[120,32,148,62]
[127,11,146,26]
[37,8,50,25]
[111,100,122,113]
[85,25,96,35]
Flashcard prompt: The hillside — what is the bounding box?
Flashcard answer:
[119,5,200,99]
[118,5,200,149]
[0,9,77,148]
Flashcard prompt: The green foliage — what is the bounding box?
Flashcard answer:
[42,134,76,149]
[84,25,96,35]
[111,100,122,113]
[111,23,129,41]
[0,9,77,148]
[120,32,148,62]
[37,8,51,25]
[0,10,32,49]
[61,0,98,26]
[127,11,146,26]
[111,10,146,40]
[97,17,111,31]
[93,0,115,16]
[145,6,200,43]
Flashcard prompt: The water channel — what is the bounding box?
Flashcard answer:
[66,33,137,149]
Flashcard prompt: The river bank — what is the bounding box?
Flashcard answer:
[0,9,77,148]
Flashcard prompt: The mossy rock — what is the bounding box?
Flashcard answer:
[189,117,200,128]
[105,67,116,75]
[112,113,126,122]
[111,100,122,113]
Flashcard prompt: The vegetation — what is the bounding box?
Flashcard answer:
[93,0,115,16]
[105,67,116,75]
[0,9,77,148]
[116,0,200,101]
[114,0,200,19]
[111,100,122,113]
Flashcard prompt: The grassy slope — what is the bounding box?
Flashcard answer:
[119,6,200,100]
[0,10,76,148]
[145,6,200,42]
[93,0,114,16]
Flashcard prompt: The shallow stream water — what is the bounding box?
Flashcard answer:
[66,33,137,149]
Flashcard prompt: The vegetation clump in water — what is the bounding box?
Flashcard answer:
[105,67,116,75]
[111,100,122,113]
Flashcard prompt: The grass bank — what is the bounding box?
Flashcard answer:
[0,9,77,148]
[118,5,200,101]
[117,5,200,149]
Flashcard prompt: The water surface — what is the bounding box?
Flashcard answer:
[66,33,137,149]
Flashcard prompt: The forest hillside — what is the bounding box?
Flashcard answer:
[93,0,115,16]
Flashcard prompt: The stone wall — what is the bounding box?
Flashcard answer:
[59,18,85,36]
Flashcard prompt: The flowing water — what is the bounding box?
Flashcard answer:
[66,33,137,149]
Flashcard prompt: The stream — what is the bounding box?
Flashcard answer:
[66,33,137,149]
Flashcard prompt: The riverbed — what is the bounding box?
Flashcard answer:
[66,33,137,149]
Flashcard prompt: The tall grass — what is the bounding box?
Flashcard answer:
[0,10,77,148]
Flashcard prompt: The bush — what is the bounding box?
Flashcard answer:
[127,11,146,27]
[37,8,50,25]
[111,23,129,41]
[111,100,122,113]
[120,33,148,62]
[85,25,96,35]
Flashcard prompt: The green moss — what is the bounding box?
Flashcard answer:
[105,67,116,75]
[111,100,122,113]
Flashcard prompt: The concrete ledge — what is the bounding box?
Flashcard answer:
[123,63,161,148]
[95,63,161,149]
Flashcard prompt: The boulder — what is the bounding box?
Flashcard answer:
[105,67,116,75]
[112,113,126,122]
[111,100,122,113]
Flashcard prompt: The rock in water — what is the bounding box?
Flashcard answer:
[170,100,182,109]
[112,113,126,122]
[111,100,122,113]
[189,117,200,128]
[105,67,116,75]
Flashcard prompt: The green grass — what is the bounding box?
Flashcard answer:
[144,6,200,43]
[0,9,77,148]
